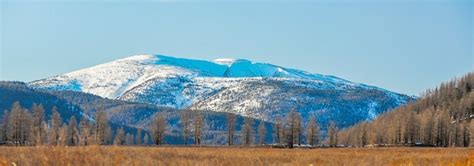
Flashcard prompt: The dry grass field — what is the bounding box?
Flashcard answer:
[0,146,473,166]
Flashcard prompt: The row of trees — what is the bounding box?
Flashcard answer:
[148,109,330,148]
[338,72,474,147]
[0,102,151,146]
[2,103,333,148]
[225,109,330,148]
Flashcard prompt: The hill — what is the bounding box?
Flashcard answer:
[338,72,474,147]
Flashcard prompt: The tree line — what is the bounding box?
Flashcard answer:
[1,102,335,148]
[152,109,327,148]
[0,102,121,146]
[0,102,148,146]
[338,72,474,147]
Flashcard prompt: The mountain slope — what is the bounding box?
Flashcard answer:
[30,54,414,127]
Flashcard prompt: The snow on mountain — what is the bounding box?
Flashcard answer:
[29,54,414,127]
[30,54,357,98]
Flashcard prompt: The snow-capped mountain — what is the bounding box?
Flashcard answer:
[30,54,414,126]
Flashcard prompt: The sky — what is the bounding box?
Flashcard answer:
[0,0,472,96]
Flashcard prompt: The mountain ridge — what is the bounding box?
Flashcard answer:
[30,54,391,98]
[29,54,414,128]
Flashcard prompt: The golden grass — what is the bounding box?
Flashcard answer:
[0,146,473,166]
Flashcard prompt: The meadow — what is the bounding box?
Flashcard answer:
[0,146,473,166]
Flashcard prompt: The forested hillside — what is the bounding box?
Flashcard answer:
[0,81,84,121]
[0,81,273,145]
[338,72,474,147]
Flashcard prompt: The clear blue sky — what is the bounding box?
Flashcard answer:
[1,0,472,96]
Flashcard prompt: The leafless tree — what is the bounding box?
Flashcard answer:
[306,114,320,146]
[58,124,68,146]
[143,133,150,145]
[79,116,91,146]
[285,109,300,148]
[50,106,62,146]
[150,113,166,145]
[32,103,45,146]
[93,109,108,145]
[328,121,338,147]
[227,113,236,146]
[274,115,283,144]
[193,111,204,145]
[181,110,191,145]
[114,127,125,145]
[67,116,79,146]
[258,119,266,145]
[242,117,253,146]
[135,128,142,145]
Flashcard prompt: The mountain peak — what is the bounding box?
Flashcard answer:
[28,53,413,126]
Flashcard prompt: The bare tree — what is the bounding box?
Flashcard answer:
[93,109,108,145]
[274,115,283,144]
[114,127,125,145]
[258,120,266,145]
[50,106,62,146]
[193,111,204,145]
[307,114,320,146]
[470,120,474,147]
[7,102,32,146]
[295,113,302,146]
[285,109,300,148]
[32,103,45,146]
[135,128,142,145]
[181,110,191,145]
[242,117,253,146]
[227,113,236,146]
[67,116,79,146]
[125,133,134,145]
[0,110,8,144]
[58,124,68,146]
[105,126,113,145]
[328,121,338,147]
[143,133,149,145]
[150,113,166,145]
[79,116,91,146]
